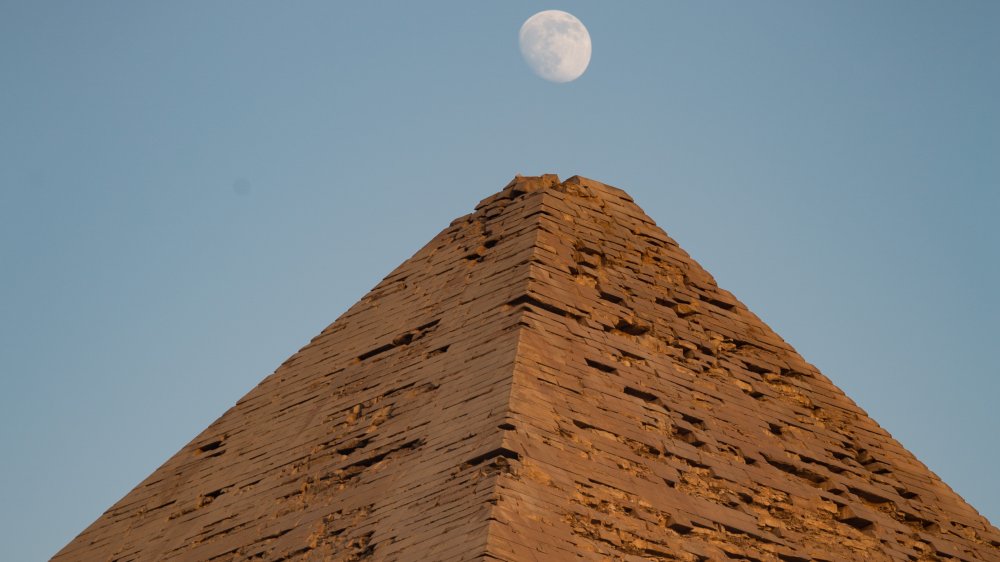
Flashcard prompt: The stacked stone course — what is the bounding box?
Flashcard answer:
[55,175,1000,561]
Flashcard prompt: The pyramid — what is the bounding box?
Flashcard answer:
[56,175,999,562]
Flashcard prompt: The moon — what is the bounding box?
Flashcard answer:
[519,10,592,83]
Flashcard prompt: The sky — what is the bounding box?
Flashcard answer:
[1,2,997,560]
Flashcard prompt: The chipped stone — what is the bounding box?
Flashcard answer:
[55,175,1000,561]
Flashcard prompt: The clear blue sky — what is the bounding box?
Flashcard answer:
[1,2,997,559]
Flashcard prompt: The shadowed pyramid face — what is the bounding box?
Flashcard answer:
[56,175,999,561]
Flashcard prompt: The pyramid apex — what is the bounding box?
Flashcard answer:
[476,174,559,210]
[504,173,561,193]
[476,173,636,211]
